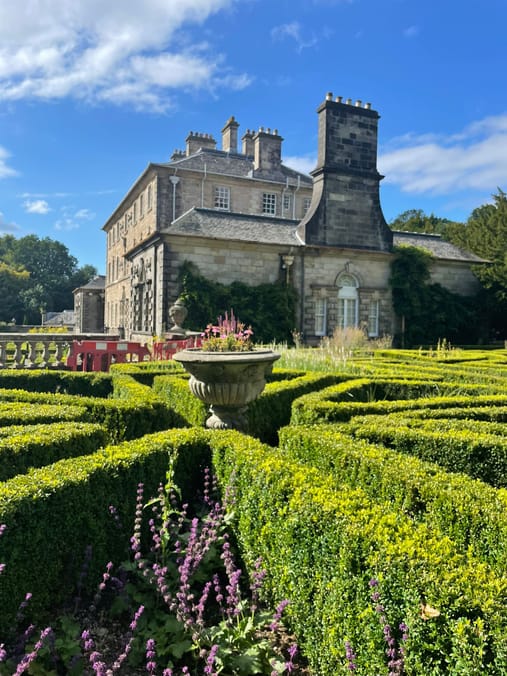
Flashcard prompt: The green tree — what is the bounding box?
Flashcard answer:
[0,235,97,323]
[447,190,507,337]
[390,209,464,237]
[0,262,30,323]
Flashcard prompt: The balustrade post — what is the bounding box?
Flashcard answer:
[13,340,25,368]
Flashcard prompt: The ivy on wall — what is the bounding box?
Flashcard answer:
[389,246,486,347]
[177,261,298,344]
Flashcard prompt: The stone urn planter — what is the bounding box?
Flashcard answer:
[173,348,280,432]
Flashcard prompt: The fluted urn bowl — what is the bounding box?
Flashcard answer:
[173,348,280,431]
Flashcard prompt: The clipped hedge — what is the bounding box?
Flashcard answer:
[209,432,507,675]
[291,389,507,424]
[0,422,109,482]
[0,402,87,427]
[348,417,507,488]
[0,428,212,638]
[0,387,178,441]
[278,424,507,573]
[0,369,113,397]
[153,371,345,444]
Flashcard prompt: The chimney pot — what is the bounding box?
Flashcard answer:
[326,92,333,100]
[355,100,362,107]
[335,96,343,103]
[346,98,352,105]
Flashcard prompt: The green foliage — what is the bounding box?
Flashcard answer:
[0,422,108,481]
[448,190,507,337]
[0,234,97,322]
[279,424,507,573]
[389,245,483,346]
[0,262,29,322]
[210,431,507,675]
[178,260,297,344]
[389,209,464,237]
[0,428,213,638]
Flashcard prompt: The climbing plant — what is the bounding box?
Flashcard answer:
[177,261,298,344]
[389,246,485,347]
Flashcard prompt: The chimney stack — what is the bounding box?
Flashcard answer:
[253,127,283,174]
[185,131,217,156]
[241,129,254,156]
[221,116,239,153]
[297,93,392,252]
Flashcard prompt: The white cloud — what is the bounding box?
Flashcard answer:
[24,199,51,214]
[0,146,18,178]
[0,212,20,233]
[54,218,80,231]
[283,153,316,175]
[0,0,249,111]
[379,113,507,195]
[271,22,318,52]
[74,208,95,220]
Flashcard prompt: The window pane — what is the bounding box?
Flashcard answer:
[368,300,379,337]
[315,298,327,336]
[262,192,276,215]
[214,186,230,210]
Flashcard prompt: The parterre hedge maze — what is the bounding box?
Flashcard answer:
[0,349,507,674]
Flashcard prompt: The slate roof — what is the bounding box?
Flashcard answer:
[163,211,486,263]
[164,208,301,246]
[157,148,313,185]
[392,231,487,263]
[73,275,106,293]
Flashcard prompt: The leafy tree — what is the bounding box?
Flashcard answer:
[389,209,464,238]
[0,235,97,323]
[446,190,507,337]
[0,262,29,323]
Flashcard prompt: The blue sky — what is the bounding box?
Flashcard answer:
[0,0,506,275]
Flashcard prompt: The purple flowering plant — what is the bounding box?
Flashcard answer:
[200,309,254,352]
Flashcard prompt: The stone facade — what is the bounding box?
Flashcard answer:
[101,93,485,345]
[73,275,105,333]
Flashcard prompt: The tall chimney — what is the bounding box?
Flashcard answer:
[241,129,254,156]
[297,94,392,252]
[221,116,239,153]
[253,128,283,174]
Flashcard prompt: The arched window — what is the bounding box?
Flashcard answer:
[337,273,358,329]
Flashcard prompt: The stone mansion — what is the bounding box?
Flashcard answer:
[93,93,483,343]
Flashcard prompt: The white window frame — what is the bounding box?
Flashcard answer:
[368,299,380,337]
[337,273,359,329]
[214,186,231,211]
[147,185,153,211]
[262,192,277,215]
[314,297,327,336]
[283,194,291,212]
[303,197,312,214]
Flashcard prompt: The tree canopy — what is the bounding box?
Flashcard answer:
[390,190,507,341]
[0,235,97,324]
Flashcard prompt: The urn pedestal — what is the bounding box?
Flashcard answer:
[173,349,280,432]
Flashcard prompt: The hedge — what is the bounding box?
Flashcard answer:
[0,429,212,638]
[0,387,178,441]
[152,371,346,444]
[291,389,507,425]
[0,422,109,481]
[0,369,113,397]
[209,432,507,675]
[0,402,86,427]
[348,417,507,488]
[278,424,507,573]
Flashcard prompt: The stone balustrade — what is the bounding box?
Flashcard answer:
[0,333,116,369]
